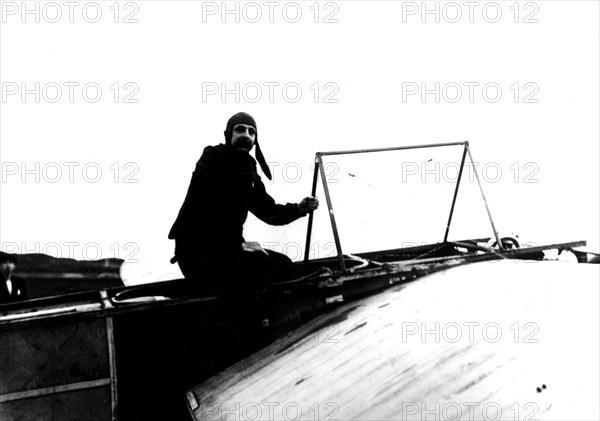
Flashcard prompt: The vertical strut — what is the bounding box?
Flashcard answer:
[304,158,320,262]
[106,316,118,420]
[443,144,468,242]
[316,154,346,272]
[466,142,504,250]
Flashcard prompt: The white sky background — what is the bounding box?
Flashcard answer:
[0,1,598,284]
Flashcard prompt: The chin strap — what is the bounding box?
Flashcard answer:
[254,141,272,180]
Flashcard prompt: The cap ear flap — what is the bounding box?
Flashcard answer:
[254,141,272,180]
[224,130,230,144]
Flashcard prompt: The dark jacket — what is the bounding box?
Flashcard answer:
[169,144,303,256]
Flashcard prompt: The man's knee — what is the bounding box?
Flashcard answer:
[264,250,293,279]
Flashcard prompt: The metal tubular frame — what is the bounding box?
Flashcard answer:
[106,316,118,420]
[317,154,346,272]
[304,141,504,271]
[466,144,504,250]
[304,159,320,262]
[443,143,468,242]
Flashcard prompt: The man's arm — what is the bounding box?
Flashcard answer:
[249,177,318,225]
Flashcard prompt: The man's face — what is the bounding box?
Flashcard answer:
[230,124,256,152]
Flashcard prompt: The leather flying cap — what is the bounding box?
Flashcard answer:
[225,112,257,142]
[224,112,272,180]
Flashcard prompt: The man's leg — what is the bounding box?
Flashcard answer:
[175,244,294,287]
[238,249,293,284]
[264,249,294,280]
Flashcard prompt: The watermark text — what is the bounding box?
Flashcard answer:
[1,1,140,23]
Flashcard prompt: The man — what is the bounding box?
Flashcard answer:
[169,112,318,287]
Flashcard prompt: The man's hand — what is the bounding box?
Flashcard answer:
[299,196,319,215]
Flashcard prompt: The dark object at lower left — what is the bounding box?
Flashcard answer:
[0,252,124,303]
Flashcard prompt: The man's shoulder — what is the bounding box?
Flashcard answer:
[197,143,226,164]
[202,143,226,155]
[197,144,258,169]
